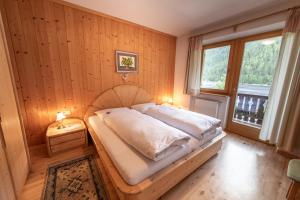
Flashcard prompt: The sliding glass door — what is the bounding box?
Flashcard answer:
[227,32,282,139]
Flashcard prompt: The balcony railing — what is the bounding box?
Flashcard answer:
[233,93,268,127]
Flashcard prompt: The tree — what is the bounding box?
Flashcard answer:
[202,36,282,89]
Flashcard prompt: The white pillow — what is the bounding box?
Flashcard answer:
[131,103,156,113]
[95,107,129,121]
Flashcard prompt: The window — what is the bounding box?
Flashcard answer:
[200,44,231,91]
[225,30,283,138]
[232,36,282,126]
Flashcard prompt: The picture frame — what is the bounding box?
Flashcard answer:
[116,51,138,73]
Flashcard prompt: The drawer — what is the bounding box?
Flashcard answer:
[49,131,85,145]
[51,138,86,153]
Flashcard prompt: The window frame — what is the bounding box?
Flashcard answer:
[200,40,235,95]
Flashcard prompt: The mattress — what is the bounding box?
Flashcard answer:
[88,115,222,185]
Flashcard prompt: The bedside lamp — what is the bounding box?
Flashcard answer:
[56,112,66,129]
[162,96,173,105]
[167,97,173,104]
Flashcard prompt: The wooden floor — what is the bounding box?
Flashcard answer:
[20,133,299,200]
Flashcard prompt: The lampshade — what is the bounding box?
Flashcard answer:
[162,96,173,104]
[56,112,66,121]
[167,97,173,104]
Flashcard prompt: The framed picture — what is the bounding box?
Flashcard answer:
[116,51,138,73]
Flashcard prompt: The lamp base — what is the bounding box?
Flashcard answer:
[57,122,66,129]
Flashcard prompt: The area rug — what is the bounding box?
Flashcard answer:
[42,154,108,200]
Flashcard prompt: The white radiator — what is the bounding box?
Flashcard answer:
[190,94,230,129]
[193,99,219,118]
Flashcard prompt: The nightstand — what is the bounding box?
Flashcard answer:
[46,118,88,156]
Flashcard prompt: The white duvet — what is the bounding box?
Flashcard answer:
[144,105,221,140]
[98,108,190,161]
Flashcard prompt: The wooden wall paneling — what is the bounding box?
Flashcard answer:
[133,25,140,84]
[145,31,151,98]
[132,25,139,84]
[150,31,156,101]
[140,30,146,91]
[154,33,158,100]
[165,38,169,98]
[82,11,101,106]
[109,18,117,87]
[102,17,114,91]
[97,16,107,91]
[151,32,156,99]
[169,37,176,97]
[158,36,166,100]
[162,37,168,99]
[157,35,161,99]
[96,16,104,93]
[93,14,102,95]
[149,32,154,98]
[156,38,161,101]
[125,23,134,84]
[143,30,150,98]
[30,0,58,121]
[52,2,74,112]
[5,0,43,144]
[168,37,174,97]
[148,31,153,98]
[19,0,50,140]
[77,10,88,116]
[43,1,65,113]
[64,7,84,117]
[157,36,161,100]
[160,36,165,99]
[92,14,102,96]
[164,37,168,98]
[161,37,168,100]
[138,28,144,89]
[112,19,122,86]
[3,0,177,145]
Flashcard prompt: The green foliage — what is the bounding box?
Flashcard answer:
[202,45,230,89]
[121,57,133,68]
[201,36,282,89]
[239,37,281,85]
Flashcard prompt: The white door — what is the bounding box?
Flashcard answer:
[0,12,30,197]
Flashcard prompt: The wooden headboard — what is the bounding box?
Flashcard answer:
[84,85,153,120]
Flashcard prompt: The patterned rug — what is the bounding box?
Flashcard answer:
[42,154,108,200]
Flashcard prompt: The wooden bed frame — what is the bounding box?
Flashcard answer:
[84,84,226,200]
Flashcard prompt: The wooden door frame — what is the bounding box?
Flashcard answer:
[0,0,31,170]
[0,118,17,200]
[226,30,283,140]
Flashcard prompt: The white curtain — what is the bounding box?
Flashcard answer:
[260,9,300,148]
[184,36,203,95]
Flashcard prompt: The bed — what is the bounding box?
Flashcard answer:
[84,84,226,200]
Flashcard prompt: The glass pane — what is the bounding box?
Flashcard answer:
[233,36,282,127]
[201,45,230,90]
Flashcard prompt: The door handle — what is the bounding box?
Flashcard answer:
[0,115,6,149]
